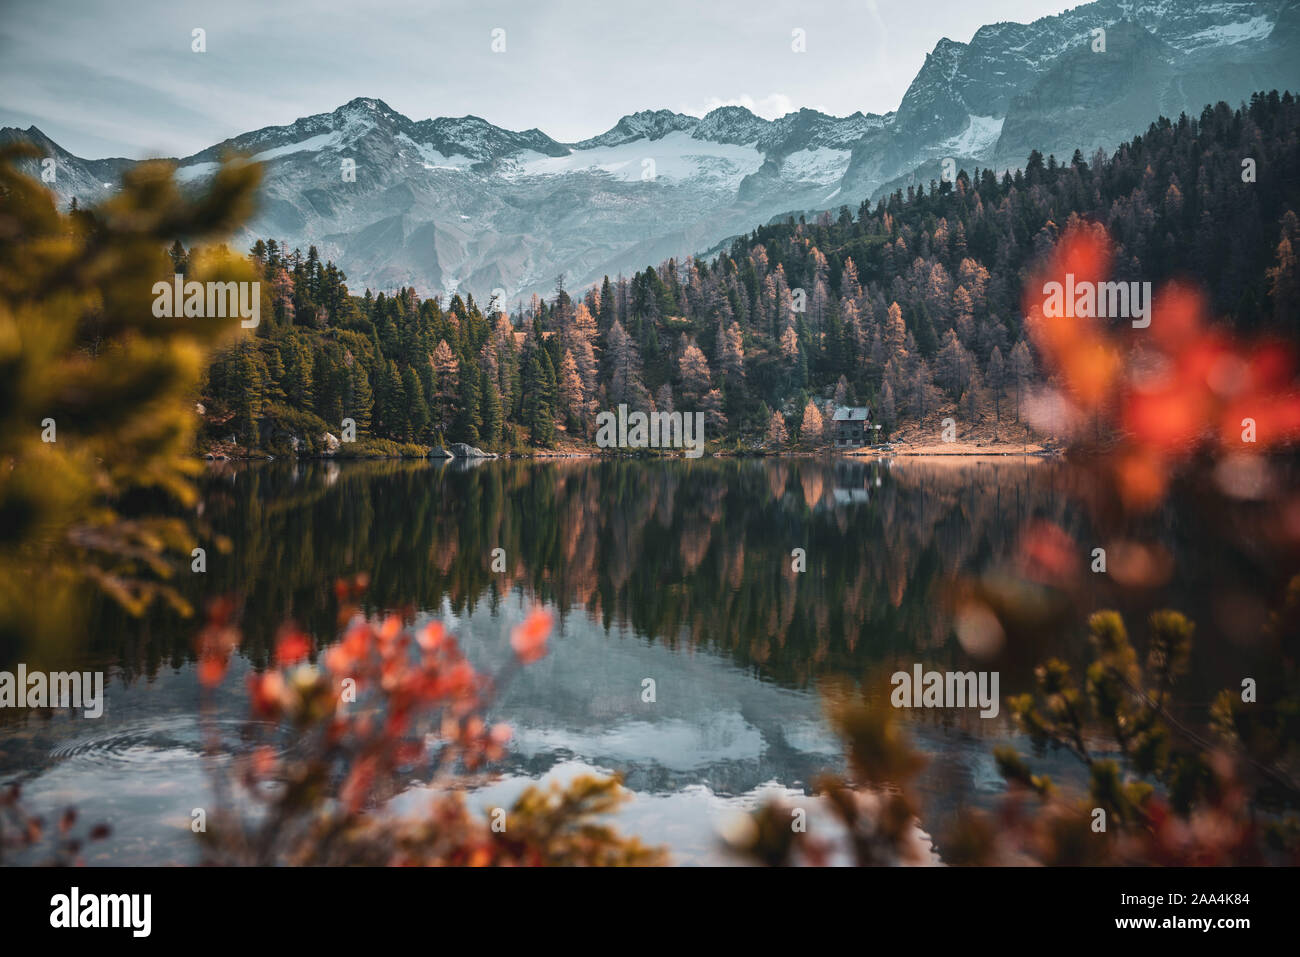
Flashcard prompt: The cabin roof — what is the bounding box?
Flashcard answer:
[833,406,871,422]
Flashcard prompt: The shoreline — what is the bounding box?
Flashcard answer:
[200,446,1059,463]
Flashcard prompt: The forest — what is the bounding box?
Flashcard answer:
[194,91,1300,456]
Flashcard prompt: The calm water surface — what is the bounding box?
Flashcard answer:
[0,457,1264,864]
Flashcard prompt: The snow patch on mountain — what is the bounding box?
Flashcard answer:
[510,132,765,187]
[779,147,853,184]
[395,133,473,171]
[1180,14,1274,48]
[174,161,219,183]
[251,131,342,163]
[939,115,1005,159]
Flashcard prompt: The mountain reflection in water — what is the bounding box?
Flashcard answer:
[0,457,1261,863]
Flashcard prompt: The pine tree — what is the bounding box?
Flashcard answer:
[480,366,504,448]
[598,276,616,331]
[345,361,373,435]
[882,301,907,358]
[557,349,586,432]
[801,400,824,445]
[833,375,849,407]
[880,380,897,433]
[282,335,315,411]
[987,346,1006,423]
[374,359,406,438]
[678,340,713,407]
[766,410,789,447]
[717,320,745,383]
[453,364,481,444]
[403,366,429,441]
[935,328,973,399]
[1009,340,1034,422]
[229,344,267,446]
[313,346,345,427]
[523,350,556,447]
[605,319,650,408]
[701,388,727,433]
[567,303,600,385]
[430,339,460,433]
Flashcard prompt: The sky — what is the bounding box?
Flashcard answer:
[1,0,1077,159]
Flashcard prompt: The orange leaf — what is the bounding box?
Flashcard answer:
[510,607,553,664]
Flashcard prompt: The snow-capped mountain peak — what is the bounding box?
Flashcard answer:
[4,0,1295,301]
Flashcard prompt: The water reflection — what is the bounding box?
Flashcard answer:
[0,456,1265,863]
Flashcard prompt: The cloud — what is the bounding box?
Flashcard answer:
[2,0,1078,156]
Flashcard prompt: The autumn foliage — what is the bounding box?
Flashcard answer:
[196,579,664,866]
[1023,222,1300,508]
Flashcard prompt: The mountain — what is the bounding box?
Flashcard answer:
[0,125,136,204]
[838,0,1300,199]
[4,0,1298,300]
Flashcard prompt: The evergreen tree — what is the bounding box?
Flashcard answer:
[345,360,373,435]
[403,365,429,441]
[480,366,504,448]
[523,350,556,447]
[454,363,481,444]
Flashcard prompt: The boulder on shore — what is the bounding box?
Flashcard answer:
[448,443,495,458]
[428,446,454,459]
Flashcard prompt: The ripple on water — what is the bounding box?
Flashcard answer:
[9,715,293,865]
[47,716,284,771]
